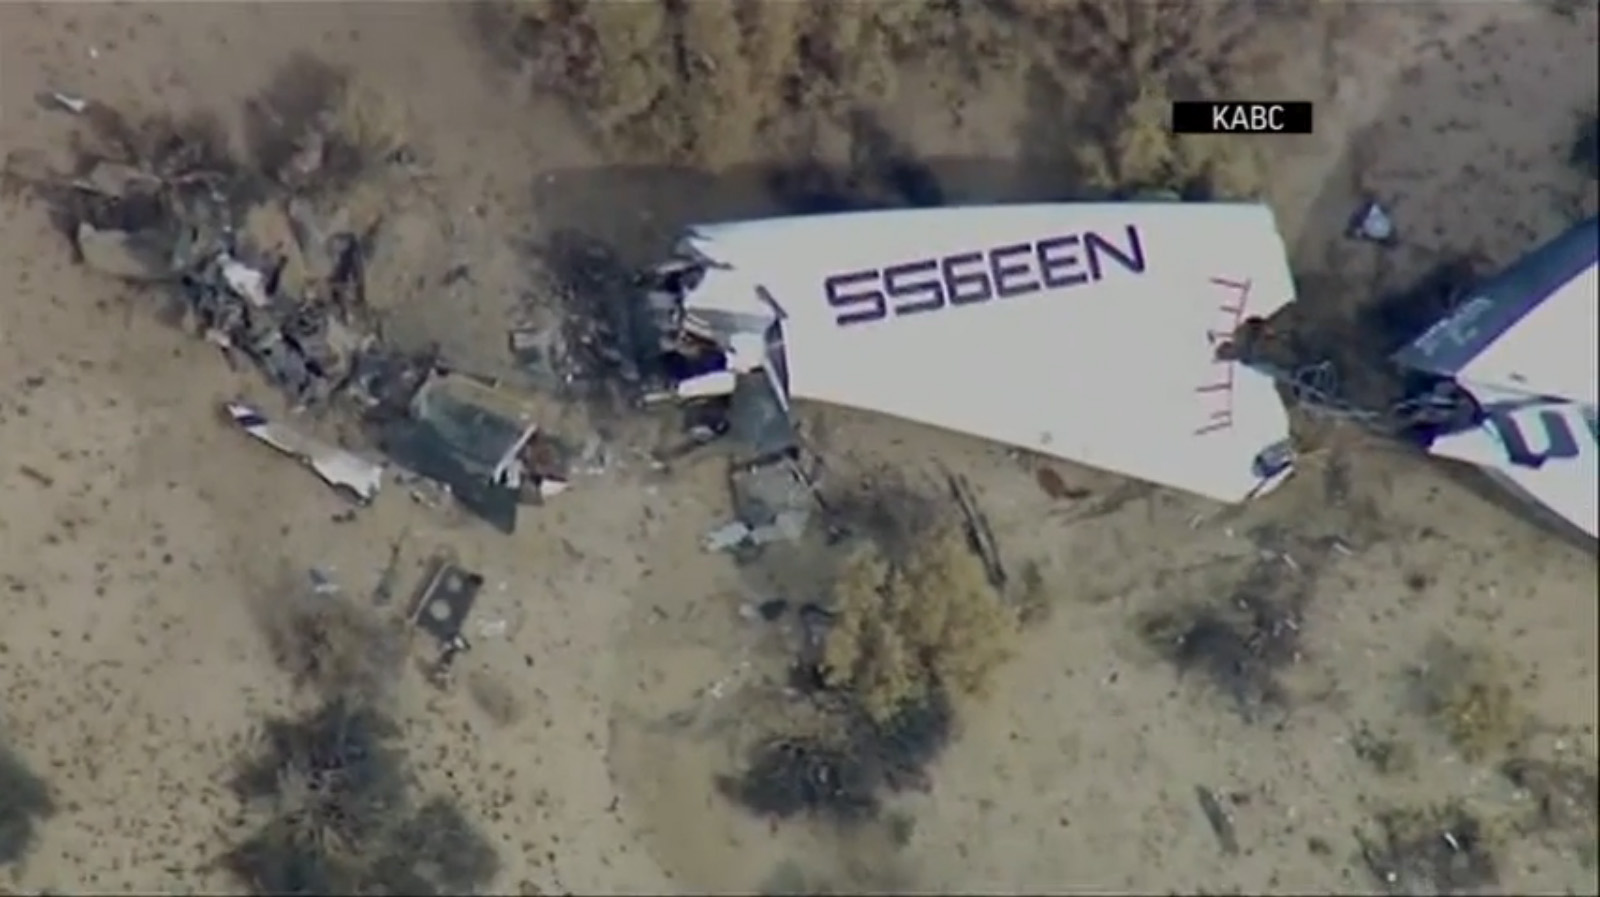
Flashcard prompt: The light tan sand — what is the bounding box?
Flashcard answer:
[1,3,1595,894]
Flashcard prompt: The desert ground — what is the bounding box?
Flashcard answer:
[1,2,1597,895]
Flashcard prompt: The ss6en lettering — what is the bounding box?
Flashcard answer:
[824,225,1147,327]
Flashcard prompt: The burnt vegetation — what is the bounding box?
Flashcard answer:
[223,576,500,896]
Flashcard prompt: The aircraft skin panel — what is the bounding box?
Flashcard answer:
[1458,261,1597,405]
[1394,216,1598,406]
[687,204,1296,504]
[1425,393,1599,540]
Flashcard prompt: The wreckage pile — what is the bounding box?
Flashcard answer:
[6,92,572,533]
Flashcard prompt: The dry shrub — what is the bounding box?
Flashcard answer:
[1410,637,1528,763]
[248,570,406,700]
[1501,756,1600,863]
[226,699,501,895]
[500,0,923,167]
[1136,556,1309,722]
[721,511,1004,823]
[1072,86,1266,198]
[492,0,1274,194]
[821,526,1016,723]
[1351,723,1419,777]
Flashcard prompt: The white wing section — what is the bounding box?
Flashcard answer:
[1425,391,1599,540]
[1395,217,1597,405]
[1460,262,1597,405]
[681,204,1297,504]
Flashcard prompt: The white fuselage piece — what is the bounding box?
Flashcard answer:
[665,203,1299,505]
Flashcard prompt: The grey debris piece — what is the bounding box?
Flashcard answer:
[225,401,384,503]
[700,511,806,551]
[375,370,547,533]
[1194,786,1240,856]
[748,508,808,545]
[703,521,752,552]
[408,370,540,485]
[380,417,521,534]
[308,567,340,596]
[727,456,814,541]
[371,533,406,606]
[948,472,1006,589]
[407,553,485,647]
[1348,198,1397,245]
[38,90,89,114]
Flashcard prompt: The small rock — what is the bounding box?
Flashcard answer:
[75,223,172,281]
[77,160,160,198]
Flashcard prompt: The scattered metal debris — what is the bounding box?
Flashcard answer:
[738,598,790,622]
[1356,804,1498,896]
[704,520,755,553]
[947,473,1006,590]
[226,402,384,503]
[378,370,551,533]
[308,567,340,597]
[39,110,379,409]
[525,229,666,407]
[1194,785,1240,856]
[702,511,808,554]
[37,90,89,114]
[371,531,407,606]
[703,456,818,554]
[20,94,578,537]
[407,552,484,649]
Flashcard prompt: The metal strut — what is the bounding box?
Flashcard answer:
[1247,358,1480,442]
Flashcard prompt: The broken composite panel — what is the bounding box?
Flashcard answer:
[643,204,1598,542]
[1391,216,1599,540]
[644,203,1301,508]
[39,95,1594,545]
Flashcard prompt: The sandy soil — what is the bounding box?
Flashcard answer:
[1,2,1596,895]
